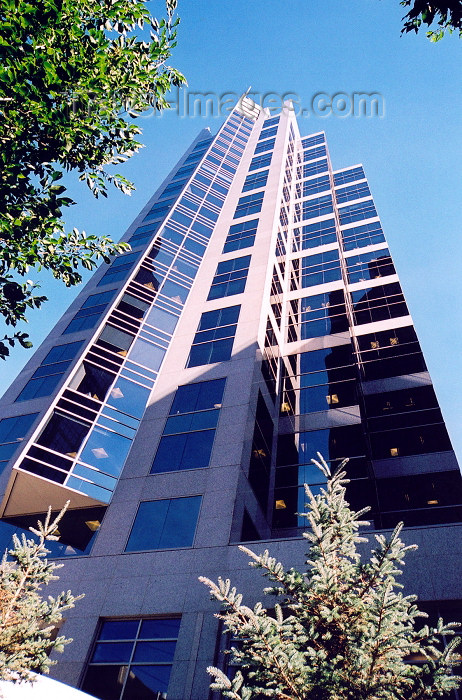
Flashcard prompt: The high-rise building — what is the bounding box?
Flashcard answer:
[0,96,461,699]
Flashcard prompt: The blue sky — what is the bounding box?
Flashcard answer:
[1,0,461,460]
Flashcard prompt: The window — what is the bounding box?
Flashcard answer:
[78,425,132,478]
[129,338,166,372]
[82,290,117,310]
[197,204,218,224]
[178,195,199,215]
[69,361,115,402]
[194,136,213,150]
[281,344,357,415]
[248,392,273,510]
[36,410,90,457]
[2,505,106,558]
[170,377,225,414]
[299,194,334,221]
[108,252,142,269]
[335,181,371,203]
[292,219,337,251]
[161,181,186,198]
[292,249,342,288]
[242,170,268,192]
[207,255,251,300]
[64,290,116,334]
[184,149,206,164]
[0,413,38,473]
[262,116,279,128]
[143,199,176,221]
[15,341,84,402]
[287,290,348,340]
[187,305,240,368]
[333,166,365,186]
[302,133,324,148]
[338,199,377,225]
[303,145,327,162]
[287,344,354,376]
[254,138,275,154]
[81,617,181,700]
[351,282,408,325]
[341,221,385,251]
[346,248,395,283]
[173,163,196,180]
[105,377,151,419]
[14,375,63,403]
[223,219,258,253]
[356,326,426,381]
[117,293,150,320]
[302,158,328,178]
[277,425,365,472]
[376,472,462,528]
[300,174,330,198]
[258,126,278,140]
[273,424,367,529]
[364,385,442,433]
[145,307,178,334]
[98,325,134,356]
[125,496,201,551]
[151,378,225,473]
[129,221,161,246]
[42,341,85,365]
[371,424,452,460]
[249,153,272,171]
[97,252,141,287]
[234,191,264,219]
[293,377,357,414]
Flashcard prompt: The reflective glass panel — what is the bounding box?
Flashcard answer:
[79,427,132,477]
[125,497,201,551]
[106,378,151,419]
[129,340,165,372]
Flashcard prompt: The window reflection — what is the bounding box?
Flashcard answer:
[129,339,166,372]
[98,326,134,356]
[79,426,132,477]
[145,307,178,334]
[160,280,189,304]
[106,378,150,419]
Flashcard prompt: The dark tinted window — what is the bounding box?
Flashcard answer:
[82,617,180,699]
[15,341,84,402]
[170,378,226,415]
[125,497,201,551]
[0,413,38,472]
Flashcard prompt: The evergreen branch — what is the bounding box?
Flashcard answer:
[200,453,461,699]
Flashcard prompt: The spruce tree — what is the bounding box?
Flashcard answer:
[0,502,82,683]
[200,456,461,700]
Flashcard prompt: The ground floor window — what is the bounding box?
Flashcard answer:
[81,617,181,699]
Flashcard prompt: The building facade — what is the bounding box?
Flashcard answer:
[0,96,461,699]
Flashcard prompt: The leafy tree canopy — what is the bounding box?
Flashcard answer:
[201,456,461,700]
[0,503,82,683]
[0,0,185,359]
[400,0,462,40]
